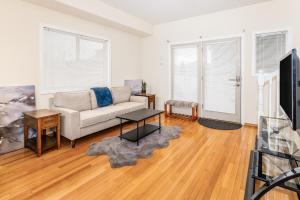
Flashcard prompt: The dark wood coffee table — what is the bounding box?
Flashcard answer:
[116,108,164,146]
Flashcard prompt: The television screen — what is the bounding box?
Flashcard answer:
[280,54,293,121]
[280,49,300,130]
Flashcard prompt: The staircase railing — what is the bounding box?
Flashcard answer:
[257,70,279,120]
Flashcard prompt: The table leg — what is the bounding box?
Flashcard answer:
[159,114,161,134]
[120,119,123,140]
[148,98,151,109]
[153,96,156,109]
[143,119,146,127]
[137,122,139,146]
[37,120,42,157]
[57,115,61,149]
[24,125,29,147]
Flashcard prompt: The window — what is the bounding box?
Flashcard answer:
[171,44,198,102]
[255,31,287,73]
[41,27,110,93]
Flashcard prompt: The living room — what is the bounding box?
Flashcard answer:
[1,0,300,199]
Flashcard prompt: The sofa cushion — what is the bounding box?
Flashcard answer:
[113,102,145,115]
[91,87,113,107]
[110,87,131,104]
[80,106,120,128]
[80,102,145,128]
[54,91,91,112]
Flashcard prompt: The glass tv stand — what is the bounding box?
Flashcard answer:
[245,116,300,200]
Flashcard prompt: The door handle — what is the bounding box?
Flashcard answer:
[234,84,241,87]
[229,76,241,82]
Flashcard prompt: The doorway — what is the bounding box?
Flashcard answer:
[201,37,241,123]
[170,37,242,123]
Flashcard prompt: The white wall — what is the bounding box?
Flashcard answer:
[0,0,143,108]
[141,0,300,124]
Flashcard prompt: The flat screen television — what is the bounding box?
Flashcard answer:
[280,49,300,130]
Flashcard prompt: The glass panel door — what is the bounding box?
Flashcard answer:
[201,37,241,123]
[171,44,198,102]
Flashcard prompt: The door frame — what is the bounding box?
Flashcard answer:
[200,36,242,123]
[168,34,245,124]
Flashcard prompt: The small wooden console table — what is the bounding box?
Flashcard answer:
[24,109,61,156]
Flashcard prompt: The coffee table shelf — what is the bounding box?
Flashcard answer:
[120,124,160,142]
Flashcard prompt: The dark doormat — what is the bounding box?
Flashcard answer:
[198,118,242,130]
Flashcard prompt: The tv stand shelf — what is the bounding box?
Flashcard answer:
[245,116,300,200]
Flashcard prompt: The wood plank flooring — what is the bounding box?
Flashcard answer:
[0,117,298,200]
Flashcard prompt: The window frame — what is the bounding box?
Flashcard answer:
[252,29,291,76]
[40,25,111,94]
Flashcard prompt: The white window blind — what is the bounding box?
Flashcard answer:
[255,31,287,73]
[171,45,198,102]
[42,27,110,93]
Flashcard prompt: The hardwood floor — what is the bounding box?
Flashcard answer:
[0,117,298,200]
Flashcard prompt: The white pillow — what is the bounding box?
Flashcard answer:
[110,87,131,104]
[54,91,91,111]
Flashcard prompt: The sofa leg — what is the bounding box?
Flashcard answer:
[71,140,76,148]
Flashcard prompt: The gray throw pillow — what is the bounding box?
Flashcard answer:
[54,91,91,111]
[110,87,131,104]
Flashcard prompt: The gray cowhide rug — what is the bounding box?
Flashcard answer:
[87,124,182,168]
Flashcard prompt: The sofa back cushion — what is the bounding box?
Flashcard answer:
[110,86,131,104]
[54,91,91,111]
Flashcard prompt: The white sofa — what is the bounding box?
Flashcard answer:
[49,87,147,147]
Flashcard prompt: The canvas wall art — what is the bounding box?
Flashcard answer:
[124,79,142,95]
[0,85,36,154]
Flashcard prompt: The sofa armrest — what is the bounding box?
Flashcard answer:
[130,96,148,108]
[50,105,80,141]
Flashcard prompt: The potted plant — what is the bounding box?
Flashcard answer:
[141,81,147,93]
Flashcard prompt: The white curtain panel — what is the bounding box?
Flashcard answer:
[42,28,109,93]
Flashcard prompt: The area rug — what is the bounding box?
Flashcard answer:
[87,124,182,168]
[198,118,242,130]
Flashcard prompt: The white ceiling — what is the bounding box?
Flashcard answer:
[98,0,270,24]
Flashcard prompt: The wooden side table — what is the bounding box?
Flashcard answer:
[135,93,156,109]
[24,109,61,156]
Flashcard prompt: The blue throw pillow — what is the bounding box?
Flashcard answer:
[91,87,113,107]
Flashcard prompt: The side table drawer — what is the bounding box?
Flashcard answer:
[41,115,59,128]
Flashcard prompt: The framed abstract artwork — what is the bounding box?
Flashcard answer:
[124,79,142,95]
[0,85,36,154]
